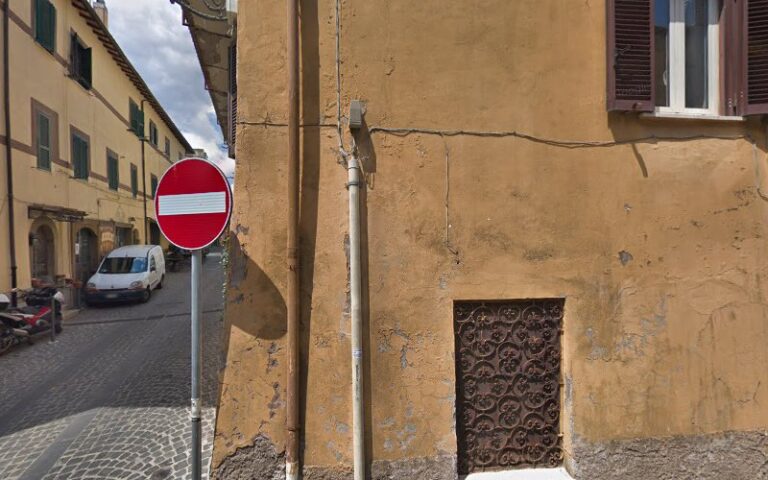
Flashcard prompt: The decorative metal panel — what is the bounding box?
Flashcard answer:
[454,300,564,474]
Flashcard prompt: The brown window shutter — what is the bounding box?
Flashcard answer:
[607,0,655,112]
[228,44,237,159]
[723,0,746,116]
[744,0,768,115]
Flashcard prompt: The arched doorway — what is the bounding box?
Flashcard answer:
[75,227,99,284]
[30,223,55,283]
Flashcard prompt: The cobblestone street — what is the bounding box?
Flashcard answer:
[0,251,225,480]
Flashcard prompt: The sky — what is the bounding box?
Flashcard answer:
[107,0,235,180]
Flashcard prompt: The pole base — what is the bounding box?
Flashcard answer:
[286,461,299,480]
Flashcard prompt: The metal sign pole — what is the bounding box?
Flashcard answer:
[190,249,202,480]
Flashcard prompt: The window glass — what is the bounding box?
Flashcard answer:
[99,257,147,274]
[685,0,709,109]
[655,0,671,107]
[151,175,158,197]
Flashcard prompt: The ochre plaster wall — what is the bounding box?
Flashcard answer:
[214,0,768,478]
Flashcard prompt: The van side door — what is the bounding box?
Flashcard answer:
[149,255,158,287]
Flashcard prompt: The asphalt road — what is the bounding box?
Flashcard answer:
[0,251,225,480]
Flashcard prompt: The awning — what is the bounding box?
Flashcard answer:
[28,204,88,223]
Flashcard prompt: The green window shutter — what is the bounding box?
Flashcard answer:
[131,165,138,197]
[48,3,56,53]
[138,110,145,139]
[35,0,56,53]
[129,102,137,134]
[34,0,46,44]
[73,137,82,178]
[73,136,89,179]
[107,154,118,190]
[129,101,143,137]
[69,34,77,74]
[37,113,51,170]
[151,175,158,198]
[82,47,92,88]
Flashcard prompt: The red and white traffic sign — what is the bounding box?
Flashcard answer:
[155,158,232,251]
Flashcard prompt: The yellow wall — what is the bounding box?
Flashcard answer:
[214,0,768,478]
[0,0,188,289]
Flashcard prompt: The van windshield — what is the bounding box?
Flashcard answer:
[99,257,147,274]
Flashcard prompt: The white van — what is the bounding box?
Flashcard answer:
[84,245,165,305]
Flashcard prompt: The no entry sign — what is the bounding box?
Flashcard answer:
[155,158,232,251]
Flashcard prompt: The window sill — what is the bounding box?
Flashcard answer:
[461,467,574,480]
[640,112,745,123]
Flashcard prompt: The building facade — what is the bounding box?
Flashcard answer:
[193,0,768,479]
[1,0,191,292]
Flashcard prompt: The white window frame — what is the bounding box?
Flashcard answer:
[656,0,720,116]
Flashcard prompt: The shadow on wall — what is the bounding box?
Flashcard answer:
[606,112,762,180]
[226,233,287,341]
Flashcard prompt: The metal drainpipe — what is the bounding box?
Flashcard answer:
[285,0,301,478]
[347,154,365,480]
[140,100,148,244]
[3,1,17,306]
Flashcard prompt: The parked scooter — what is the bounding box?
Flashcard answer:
[0,289,64,354]
[0,294,31,354]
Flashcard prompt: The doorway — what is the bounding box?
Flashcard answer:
[453,299,564,474]
[30,222,56,283]
[75,227,99,284]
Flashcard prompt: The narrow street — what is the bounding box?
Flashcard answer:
[0,251,225,480]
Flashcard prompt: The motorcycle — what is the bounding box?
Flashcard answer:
[0,294,31,354]
[0,289,64,354]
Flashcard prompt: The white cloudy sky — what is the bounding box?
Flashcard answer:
[108,0,235,179]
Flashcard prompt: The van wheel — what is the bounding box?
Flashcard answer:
[157,275,164,290]
[141,287,151,303]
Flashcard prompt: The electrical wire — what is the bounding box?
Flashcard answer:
[368,126,749,150]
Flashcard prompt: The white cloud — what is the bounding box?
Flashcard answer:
[107,0,233,175]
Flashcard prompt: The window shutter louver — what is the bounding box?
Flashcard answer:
[35,0,55,53]
[607,0,655,112]
[723,0,746,116]
[37,114,51,170]
[34,0,46,44]
[138,110,145,138]
[47,2,56,52]
[69,34,79,77]
[228,44,237,159]
[130,102,139,135]
[745,0,768,115]
[81,47,92,88]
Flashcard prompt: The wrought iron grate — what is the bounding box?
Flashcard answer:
[454,299,564,474]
